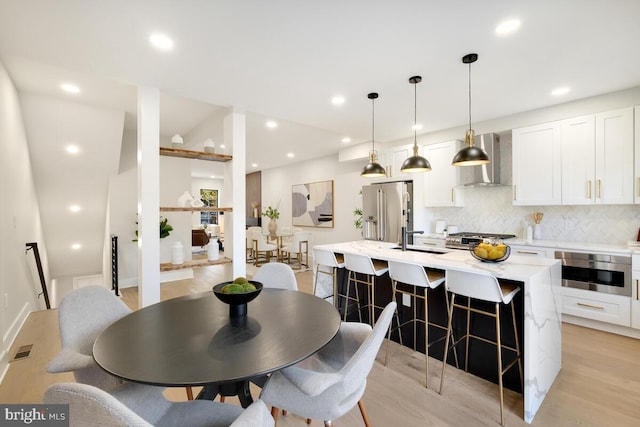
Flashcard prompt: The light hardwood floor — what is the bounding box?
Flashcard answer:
[1,264,640,426]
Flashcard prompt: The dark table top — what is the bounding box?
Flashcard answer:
[93,289,341,387]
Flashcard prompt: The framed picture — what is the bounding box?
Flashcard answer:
[199,189,218,224]
[292,180,334,228]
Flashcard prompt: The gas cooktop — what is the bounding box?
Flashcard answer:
[445,232,516,249]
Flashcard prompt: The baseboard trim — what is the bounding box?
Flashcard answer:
[563,314,640,339]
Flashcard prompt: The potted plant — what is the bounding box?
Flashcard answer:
[132,216,174,242]
[262,205,280,237]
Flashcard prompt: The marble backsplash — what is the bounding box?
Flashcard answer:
[421,185,640,244]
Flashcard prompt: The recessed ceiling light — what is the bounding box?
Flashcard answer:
[219,144,225,149]
[266,121,278,129]
[495,19,521,35]
[412,123,423,131]
[331,96,346,106]
[66,145,80,154]
[60,83,80,94]
[251,163,258,168]
[71,243,82,250]
[342,137,351,143]
[209,175,216,179]
[551,86,570,96]
[69,205,81,213]
[287,153,295,158]
[149,33,174,50]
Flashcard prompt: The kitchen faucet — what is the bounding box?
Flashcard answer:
[401,227,424,251]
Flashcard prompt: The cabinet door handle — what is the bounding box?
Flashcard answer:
[577,302,604,310]
[636,279,639,301]
[451,188,454,203]
[513,185,517,201]
[597,179,602,199]
[587,180,592,199]
[516,250,539,255]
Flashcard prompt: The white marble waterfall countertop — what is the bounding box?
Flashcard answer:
[314,240,562,424]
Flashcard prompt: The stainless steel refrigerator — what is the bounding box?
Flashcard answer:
[362,181,413,244]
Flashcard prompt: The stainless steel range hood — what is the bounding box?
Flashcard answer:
[460,133,502,186]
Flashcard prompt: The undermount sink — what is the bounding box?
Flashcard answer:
[391,246,448,255]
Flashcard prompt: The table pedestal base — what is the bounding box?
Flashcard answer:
[197,375,269,408]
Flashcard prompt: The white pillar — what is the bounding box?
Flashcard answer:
[223,109,246,277]
[137,86,160,308]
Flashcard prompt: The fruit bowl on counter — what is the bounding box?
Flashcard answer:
[470,242,511,263]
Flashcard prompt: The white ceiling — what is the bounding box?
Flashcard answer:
[1,0,640,278]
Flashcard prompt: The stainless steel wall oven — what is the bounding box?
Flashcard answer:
[555,251,631,297]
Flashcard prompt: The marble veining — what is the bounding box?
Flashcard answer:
[313,240,562,424]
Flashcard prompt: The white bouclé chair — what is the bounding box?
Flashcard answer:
[44,382,274,427]
[47,286,132,391]
[252,262,298,291]
[260,302,397,427]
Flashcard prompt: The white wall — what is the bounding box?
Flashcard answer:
[261,154,365,247]
[0,61,50,379]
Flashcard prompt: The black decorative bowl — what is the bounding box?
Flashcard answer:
[212,281,263,317]
[469,243,511,263]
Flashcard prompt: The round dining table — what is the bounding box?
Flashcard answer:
[93,289,341,407]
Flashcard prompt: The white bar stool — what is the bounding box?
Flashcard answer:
[312,248,344,303]
[343,253,388,325]
[439,268,523,426]
[387,260,458,388]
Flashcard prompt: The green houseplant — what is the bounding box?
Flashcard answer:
[132,216,173,241]
[262,205,280,237]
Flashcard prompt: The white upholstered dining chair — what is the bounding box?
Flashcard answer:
[44,382,274,427]
[252,262,298,291]
[260,301,397,427]
[47,286,132,391]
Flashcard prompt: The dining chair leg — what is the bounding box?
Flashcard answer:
[357,400,372,427]
[306,418,311,424]
[512,302,524,391]
[465,296,471,372]
[271,406,279,423]
[219,396,225,403]
[185,387,193,400]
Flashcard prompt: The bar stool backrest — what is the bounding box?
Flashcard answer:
[313,247,343,268]
[388,260,442,289]
[344,253,377,276]
[445,269,506,303]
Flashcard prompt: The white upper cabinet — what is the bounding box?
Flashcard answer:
[390,146,409,178]
[634,106,640,204]
[561,115,595,205]
[423,140,464,207]
[595,107,634,204]
[512,121,562,205]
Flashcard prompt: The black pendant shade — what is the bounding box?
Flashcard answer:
[451,129,490,166]
[361,92,387,177]
[452,53,490,167]
[401,75,431,173]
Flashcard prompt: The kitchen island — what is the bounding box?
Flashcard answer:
[314,240,562,424]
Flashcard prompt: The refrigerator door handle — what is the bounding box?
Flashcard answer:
[377,188,386,241]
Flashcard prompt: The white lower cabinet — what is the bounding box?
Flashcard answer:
[509,245,554,258]
[632,255,640,329]
[561,286,631,327]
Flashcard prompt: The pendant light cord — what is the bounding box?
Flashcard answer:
[414,81,417,145]
[371,97,375,152]
[468,61,472,132]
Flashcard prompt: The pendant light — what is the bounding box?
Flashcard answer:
[401,76,431,173]
[361,92,387,177]
[452,53,490,166]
